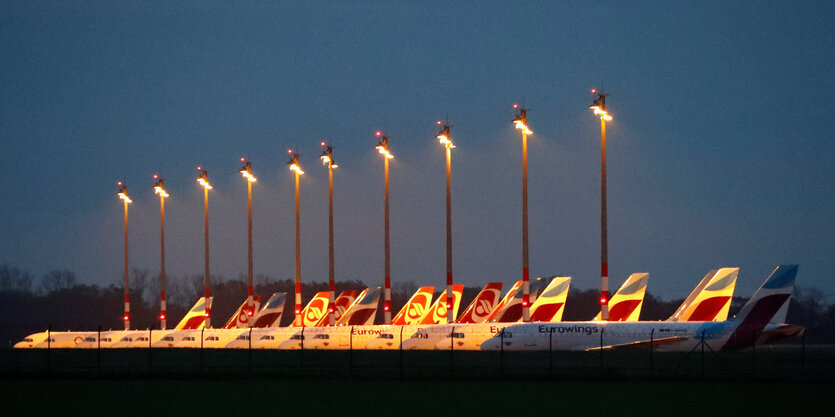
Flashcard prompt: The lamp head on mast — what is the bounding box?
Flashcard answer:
[288,150,304,175]
[512,105,533,134]
[239,159,257,183]
[196,167,213,190]
[436,121,455,148]
[153,176,169,198]
[589,89,613,121]
[320,141,338,168]
[375,131,394,159]
[117,182,132,203]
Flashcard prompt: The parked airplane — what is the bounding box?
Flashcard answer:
[480,265,799,352]
[74,297,214,349]
[364,283,502,350]
[668,267,738,322]
[313,290,358,326]
[401,277,570,350]
[244,287,383,349]
[281,286,463,350]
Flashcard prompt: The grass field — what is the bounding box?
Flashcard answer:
[2,346,834,416]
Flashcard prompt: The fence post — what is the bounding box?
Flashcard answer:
[450,326,455,377]
[599,328,604,372]
[349,326,354,376]
[300,327,305,370]
[751,329,756,377]
[499,328,505,377]
[248,327,253,375]
[701,330,706,377]
[200,327,204,373]
[548,328,553,375]
[399,326,404,378]
[148,327,152,374]
[650,328,654,376]
[97,325,102,372]
[801,330,806,381]
[46,325,51,374]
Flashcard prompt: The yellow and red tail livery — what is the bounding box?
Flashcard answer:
[392,286,435,325]
[174,296,213,330]
[669,267,738,322]
[456,282,503,324]
[593,273,649,321]
[529,277,571,322]
[419,285,464,325]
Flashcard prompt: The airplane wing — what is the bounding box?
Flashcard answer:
[585,336,688,351]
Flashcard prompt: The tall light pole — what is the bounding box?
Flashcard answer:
[513,105,533,323]
[196,167,213,327]
[375,131,394,324]
[117,182,132,330]
[436,121,455,323]
[589,89,614,320]
[153,175,170,329]
[320,142,339,326]
[239,159,258,323]
[288,150,305,327]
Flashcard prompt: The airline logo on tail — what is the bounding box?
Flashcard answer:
[175,297,213,330]
[314,290,358,326]
[392,286,435,325]
[337,287,382,326]
[223,296,262,329]
[252,292,286,328]
[489,278,547,322]
[299,292,330,327]
[669,268,738,322]
[419,285,464,325]
[594,273,649,322]
[456,282,503,324]
[723,265,798,350]
[529,277,571,322]
[486,280,522,322]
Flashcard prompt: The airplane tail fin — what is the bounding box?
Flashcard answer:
[252,292,286,328]
[337,287,382,326]
[392,286,435,325]
[418,285,464,325]
[723,265,799,350]
[174,296,213,330]
[489,278,546,322]
[456,282,503,324]
[487,280,522,322]
[669,268,738,322]
[222,296,262,329]
[593,273,649,321]
[315,290,358,326]
[297,291,330,327]
[529,277,572,322]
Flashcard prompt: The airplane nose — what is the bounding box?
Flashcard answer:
[400,338,417,350]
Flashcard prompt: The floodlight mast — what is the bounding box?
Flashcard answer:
[375,131,394,324]
[117,183,132,330]
[239,159,258,324]
[436,121,456,323]
[320,142,338,326]
[288,151,305,326]
[512,105,533,322]
[589,89,614,320]
[153,176,169,329]
[197,168,213,327]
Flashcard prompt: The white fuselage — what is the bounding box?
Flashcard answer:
[479,321,735,352]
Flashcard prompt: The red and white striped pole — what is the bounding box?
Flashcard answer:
[153,176,169,330]
[117,183,132,330]
[590,90,613,320]
[239,160,257,325]
[288,151,304,327]
[375,132,394,324]
[436,122,455,323]
[513,106,532,322]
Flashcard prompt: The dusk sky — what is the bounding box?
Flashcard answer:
[1,1,833,301]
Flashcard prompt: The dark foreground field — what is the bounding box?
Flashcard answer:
[2,346,834,416]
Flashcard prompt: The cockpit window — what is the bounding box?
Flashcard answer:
[313,334,329,339]
[290,335,305,340]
